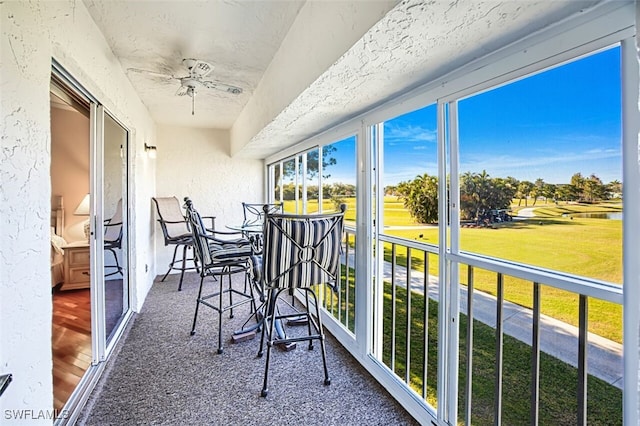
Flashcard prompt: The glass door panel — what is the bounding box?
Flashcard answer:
[102,113,129,344]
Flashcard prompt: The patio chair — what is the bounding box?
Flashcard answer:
[152,196,214,291]
[184,197,256,354]
[257,204,346,397]
[242,202,283,228]
[104,199,123,277]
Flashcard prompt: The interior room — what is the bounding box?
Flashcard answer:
[49,85,92,412]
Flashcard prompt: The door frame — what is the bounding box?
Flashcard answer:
[51,60,133,425]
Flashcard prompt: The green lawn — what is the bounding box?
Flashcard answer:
[283,196,623,342]
[382,203,623,343]
[317,266,622,423]
[381,282,622,424]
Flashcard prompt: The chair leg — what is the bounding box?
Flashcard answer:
[261,291,280,398]
[257,290,271,358]
[190,276,205,336]
[228,271,234,319]
[161,245,180,282]
[311,289,331,386]
[217,274,224,354]
[104,248,122,277]
[178,244,188,291]
[305,290,314,350]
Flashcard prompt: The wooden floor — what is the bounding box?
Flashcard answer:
[52,288,92,412]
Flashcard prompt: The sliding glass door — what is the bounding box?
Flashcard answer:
[51,63,131,422]
[102,112,130,346]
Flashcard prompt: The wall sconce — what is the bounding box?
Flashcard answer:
[145,143,157,159]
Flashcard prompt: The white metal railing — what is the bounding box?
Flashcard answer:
[327,231,624,425]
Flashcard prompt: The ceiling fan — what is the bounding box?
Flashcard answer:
[127,58,243,115]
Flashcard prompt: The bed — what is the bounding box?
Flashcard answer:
[51,195,68,287]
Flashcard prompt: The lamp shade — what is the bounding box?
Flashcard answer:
[74,193,90,216]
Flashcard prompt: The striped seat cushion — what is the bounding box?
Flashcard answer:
[208,242,252,263]
[187,204,251,267]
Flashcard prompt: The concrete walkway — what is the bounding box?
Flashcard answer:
[346,252,623,389]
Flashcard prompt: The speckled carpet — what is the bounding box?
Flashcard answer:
[77,272,419,426]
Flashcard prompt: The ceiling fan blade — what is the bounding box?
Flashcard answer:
[175,85,189,96]
[201,80,243,95]
[127,68,176,80]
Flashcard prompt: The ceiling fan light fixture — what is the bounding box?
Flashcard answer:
[182,58,213,78]
[128,58,242,116]
[188,87,196,115]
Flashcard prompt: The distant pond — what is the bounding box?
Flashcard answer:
[565,212,623,220]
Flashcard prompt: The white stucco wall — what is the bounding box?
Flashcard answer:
[0,1,156,421]
[154,125,263,276]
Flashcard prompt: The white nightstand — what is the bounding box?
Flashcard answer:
[62,241,90,290]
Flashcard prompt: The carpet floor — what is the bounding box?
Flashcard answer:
[77,272,419,425]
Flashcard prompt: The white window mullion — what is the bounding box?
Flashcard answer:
[371,122,385,359]
[294,156,300,213]
[621,35,640,426]
[447,100,461,425]
[436,100,449,423]
[355,123,373,356]
[318,148,323,213]
[91,104,106,363]
[302,153,308,214]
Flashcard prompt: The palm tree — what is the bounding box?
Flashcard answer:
[517,181,534,206]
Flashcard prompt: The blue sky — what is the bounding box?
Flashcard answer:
[325,45,622,186]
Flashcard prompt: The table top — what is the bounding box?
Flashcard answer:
[225,224,263,234]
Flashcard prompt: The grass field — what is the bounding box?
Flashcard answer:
[313,201,623,422]
[383,283,622,424]
[285,197,623,343]
[321,271,622,424]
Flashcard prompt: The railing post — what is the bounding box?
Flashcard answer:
[391,243,397,373]
[343,233,349,327]
[494,273,504,426]
[406,247,412,384]
[578,294,588,425]
[530,282,540,426]
[465,265,474,425]
[423,251,430,400]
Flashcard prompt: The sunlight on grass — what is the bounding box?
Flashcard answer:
[283,196,622,342]
[381,281,622,424]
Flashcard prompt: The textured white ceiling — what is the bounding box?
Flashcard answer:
[240,0,603,158]
[84,0,605,159]
[84,0,304,128]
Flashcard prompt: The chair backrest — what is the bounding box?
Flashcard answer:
[261,205,345,290]
[104,198,123,244]
[242,202,283,227]
[152,196,191,242]
[184,198,252,273]
[183,198,212,267]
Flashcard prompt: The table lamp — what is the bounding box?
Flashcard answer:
[74,193,91,241]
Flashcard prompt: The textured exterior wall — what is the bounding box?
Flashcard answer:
[155,125,263,274]
[230,0,397,157]
[0,1,54,420]
[0,0,156,420]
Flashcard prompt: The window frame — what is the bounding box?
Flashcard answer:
[263,3,636,423]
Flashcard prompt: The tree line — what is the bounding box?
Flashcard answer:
[277,182,356,201]
[387,171,622,224]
